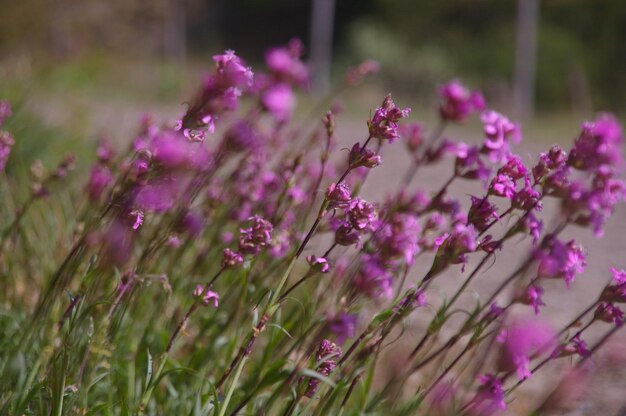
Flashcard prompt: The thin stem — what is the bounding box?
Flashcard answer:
[401,120,446,188]
[422,341,472,399]
[341,375,361,408]
[280,243,337,301]
[533,323,626,415]
[218,356,248,416]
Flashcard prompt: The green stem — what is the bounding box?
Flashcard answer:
[137,353,168,415]
[218,356,248,416]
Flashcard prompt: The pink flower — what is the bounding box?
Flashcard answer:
[334,222,360,247]
[87,165,113,202]
[557,334,589,358]
[221,248,243,268]
[306,255,330,273]
[489,174,516,198]
[568,113,623,172]
[352,255,393,299]
[0,100,12,127]
[497,318,556,380]
[348,199,378,231]
[130,210,144,230]
[193,285,219,307]
[0,131,15,172]
[213,50,254,88]
[374,213,421,265]
[400,122,425,154]
[238,216,273,255]
[261,83,295,122]
[265,39,309,87]
[537,239,586,286]
[438,80,485,122]
[467,196,499,232]
[512,186,541,211]
[533,145,568,182]
[521,211,543,244]
[467,374,506,415]
[595,302,624,326]
[326,182,352,210]
[455,146,491,181]
[304,340,341,398]
[345,60,380,86]
[348,142,382,169]
[327,312,357,344]
[368,95,410,142]
[518,284,546,315]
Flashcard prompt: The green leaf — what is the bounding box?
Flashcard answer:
[145,349,153,389]
[299,368,337,389]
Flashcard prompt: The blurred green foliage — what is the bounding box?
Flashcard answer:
[347,0,626,111]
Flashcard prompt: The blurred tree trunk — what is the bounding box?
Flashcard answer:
[514,0,539,119]
[164,0,187,62]
[50,0,73,58]
[309,0,336,95]
[568,66,592,116]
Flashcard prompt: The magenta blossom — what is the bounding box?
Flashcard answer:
[467,196,499,232]
[213,50,254,89]
[467,374,506,415]
[261,83,295,122]
[238,216,273,255]
[400,122,425,154]
[521,211,543,244]
[307,255,330,273]
[368,95,411,142]
[601,268,626,303]
[533,145,568,182]
[327,312,358,345]
[87,165,114,202]
[129,210,144,230]
[221,248,243,268]
[557,334,589,358]
[455,145,491,181]
[327,182,352,210]
[305,339,341,398]
[595,302,624,326]
[481,110,521,151]
[497,318,556,380]
[0,131,15,172]
[612,268,626,285]
[345,60,380,86]
[375,213,421,265]
[518,284,546,315]
[352,254,393,299]
[265,39,308,87]
[348,142,382,169]
[0,101,12,127]
[222,121,263,153]
[438,80,485,122]
[568,113,624,173]
[489,174,516,199]
[512,186,542,211]
[537,239,587,286]
[334,222,361,247]
[181,50,253,130]
[348,199,378,231]
[193,285,219,308]
[434,223,478,270]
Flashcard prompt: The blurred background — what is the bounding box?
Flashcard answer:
[1,0,625,137]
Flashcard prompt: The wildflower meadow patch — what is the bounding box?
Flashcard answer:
[1,40,625,415]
